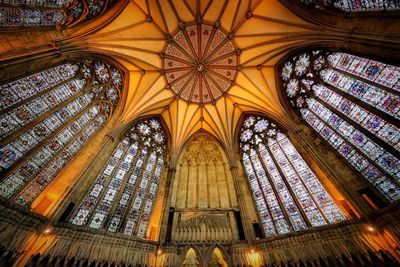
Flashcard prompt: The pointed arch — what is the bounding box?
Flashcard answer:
[239,114,346,237]
[68,117,167,238]
[180,246,203,267]
[205,245,229,267]
[0,56,124,208]
[278,48,400,202]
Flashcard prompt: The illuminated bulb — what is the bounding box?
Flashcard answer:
[157,249,162,255]
[44,228,51,234]
[366,225,375,232]
[251,249,255,254]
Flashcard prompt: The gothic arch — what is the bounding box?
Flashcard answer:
[67,116,167,237]
[276,47,400,204]
[0,55,125,210]
[204,245,229,266]
[180,246,203,267]
[177,129,232,167]
[233,111,291,157]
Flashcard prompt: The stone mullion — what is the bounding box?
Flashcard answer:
[0,3,65,11]
[253,147,298,230]
[262,141,314,228]
[274,138,330,224]
[133,155,160,236]
[330,66,400,97]
[229,165,256,240]
[0,76,78,115]
[287,128,372,215]
[0,101,98,181]
[0,86,89,147]
[246,154,281,234]
[314,75,399,127]
[307,107,400,188]
[311,96,400,182]
[83,140,133,227]
[12,111,104,201]
[311,77,400,157]
[119,147,152,233]
[103,142,142,230]
[65,134,121,223]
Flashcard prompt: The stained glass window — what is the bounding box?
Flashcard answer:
[0,0,117,28]
[240,115,345,237]
[69,118,166,238]
[300,0,400,12]
[281,50,400,202]
[0,59,122,207]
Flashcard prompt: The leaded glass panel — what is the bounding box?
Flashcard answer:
[70,118,166,238]
[0,59,122,207]
[0,0,117,27]
[300,0,400,12]
[281,49,400,202]
[240,115,345,237]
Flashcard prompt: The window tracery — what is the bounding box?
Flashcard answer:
[281,50,400,202]
[70,118,166,238]
[240,115,345,237]
[0,0,117,28]
[0,59,122,207]
[299,0,400,12]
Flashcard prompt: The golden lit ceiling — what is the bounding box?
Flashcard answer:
[59,0,326,161]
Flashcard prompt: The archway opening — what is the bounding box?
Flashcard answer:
[182,248,200,267]
[209,247,228,267]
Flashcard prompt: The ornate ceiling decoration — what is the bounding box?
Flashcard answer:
[162,22,239,104]
[52,0,355,160]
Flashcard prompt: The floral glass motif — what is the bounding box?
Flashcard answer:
[240,116,345,237]
[0,59,122,207]
[300,0,400,12]
[70,118,166,238]
[0,0,117,28]
[281,50,400,202]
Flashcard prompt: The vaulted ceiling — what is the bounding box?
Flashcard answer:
[57,0,330,161]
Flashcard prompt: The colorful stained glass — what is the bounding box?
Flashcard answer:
[282,50,400,202]
[0,59,123,206]
[0,0,117,28]
[70,118,166,238]
[300,0,400,12]
[240,115,345,237]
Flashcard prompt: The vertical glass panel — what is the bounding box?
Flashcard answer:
[281,49,400,202]
[240,115,345,237]
[300,0,400,12]
[0,0,117,27]
[70,118,166,238]
[0,59,122,207]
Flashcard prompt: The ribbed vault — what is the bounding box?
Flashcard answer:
[56,0,350,162]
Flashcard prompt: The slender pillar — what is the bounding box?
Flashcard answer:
[229,164,256,241]
[158,167,177,243]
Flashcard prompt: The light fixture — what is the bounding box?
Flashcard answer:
[365,224,376,233]
[157,249,162,255]
[44,228,52,234]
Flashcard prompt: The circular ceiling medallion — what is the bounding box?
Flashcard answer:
[162,23,239,104]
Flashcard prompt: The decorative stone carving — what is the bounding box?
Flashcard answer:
[172,212,238,243]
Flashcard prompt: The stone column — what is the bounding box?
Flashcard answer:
[158,167,177,243]
[229,165,255,241]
